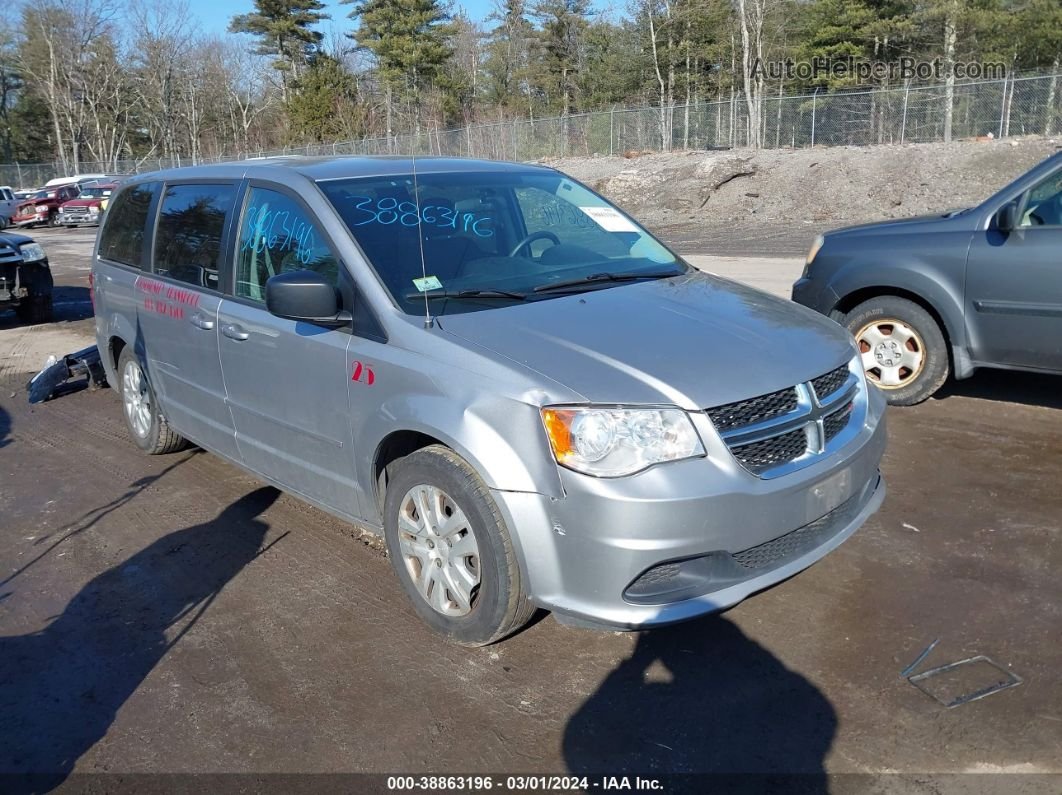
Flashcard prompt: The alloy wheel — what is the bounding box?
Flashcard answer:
[397,484,480,617]
[121,359,152,438]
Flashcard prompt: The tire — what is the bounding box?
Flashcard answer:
[116,347,188,454]
[15,296,52,325]
[383,445,535,646]
[48,211,61,228]
[844,295,949,406]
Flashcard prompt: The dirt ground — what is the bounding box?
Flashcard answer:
[550,136,1062,233]
[1,203,1061,791]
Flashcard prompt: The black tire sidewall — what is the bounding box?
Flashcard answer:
[845,297,949,406]
[117,348,164,452]
[383,448,516,645]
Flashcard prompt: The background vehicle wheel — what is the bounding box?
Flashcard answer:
[844,295,949,405]
[117,348,188,454]
[15,296,52,325]
[48,212,61,228]
[383,445,535,646]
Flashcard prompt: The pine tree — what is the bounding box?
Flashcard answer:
[287,53,363,142]
[229,0,329,99]
[530,0,591,116]
[343,0,455,136]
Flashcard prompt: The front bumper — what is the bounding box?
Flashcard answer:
[60,210,100,225]
[791,275,840,316]
[493,386,887,629]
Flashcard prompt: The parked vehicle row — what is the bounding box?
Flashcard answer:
[27,148,1062,644]
[8,174,123,229]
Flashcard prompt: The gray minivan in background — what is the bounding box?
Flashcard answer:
[93,157,887,645]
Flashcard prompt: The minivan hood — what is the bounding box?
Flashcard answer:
[436,272,854,410]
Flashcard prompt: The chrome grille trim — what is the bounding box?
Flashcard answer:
[707,362,864,478]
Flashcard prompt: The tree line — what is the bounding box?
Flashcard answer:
[1,0,1060,171]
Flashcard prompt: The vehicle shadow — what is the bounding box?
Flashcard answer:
[563,616,836,788]
[0,403,10,449]
[0,487,278,792]
[934,369,1062,410]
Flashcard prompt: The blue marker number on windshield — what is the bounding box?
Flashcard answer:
[350,196,494,238]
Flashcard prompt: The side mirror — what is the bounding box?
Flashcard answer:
[265,270,347,326]
[996,201,1019,232]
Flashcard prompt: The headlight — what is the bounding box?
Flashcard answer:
[89,206,100,214]
[19,243,46,263]
[541,406,705,477]
[802,234,825,278]
[35,206,48,215]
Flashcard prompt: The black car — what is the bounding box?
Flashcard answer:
[793,150,1062,405]
[0,230,54,324]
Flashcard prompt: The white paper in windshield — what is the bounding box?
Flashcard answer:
[579,206,638,232]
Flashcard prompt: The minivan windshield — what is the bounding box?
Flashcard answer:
[319,171,686,315]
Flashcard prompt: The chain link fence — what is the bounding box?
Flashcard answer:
[3,72,1060,189]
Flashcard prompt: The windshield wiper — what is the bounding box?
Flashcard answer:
[406,289,529,301]
[533,269,683,293]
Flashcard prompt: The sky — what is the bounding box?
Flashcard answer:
[187,0,498,39]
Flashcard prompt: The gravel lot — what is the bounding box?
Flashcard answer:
[1,219,1060,791]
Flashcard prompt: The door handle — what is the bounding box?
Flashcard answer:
[221,323,249,341]
[189,311,214,330]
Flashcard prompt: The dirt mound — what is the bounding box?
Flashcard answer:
[548,137,1061,228]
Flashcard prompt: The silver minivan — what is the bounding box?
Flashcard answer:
[93,157,887,645]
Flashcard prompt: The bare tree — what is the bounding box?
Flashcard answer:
[735,0,766,148]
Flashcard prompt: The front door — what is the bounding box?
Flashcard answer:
[138,181,240,459]
[966,167,1062,371]
[217,184,360,518]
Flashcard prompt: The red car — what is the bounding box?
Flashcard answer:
[59,181,118,227]
[11,185,80,228]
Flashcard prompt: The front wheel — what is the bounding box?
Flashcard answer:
[117,348,188,454]
[383,445,535,646]
[844,295,949,406]
[48,212,61,228]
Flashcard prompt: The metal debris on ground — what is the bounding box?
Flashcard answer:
[27,345,107,404]
[900,637,940,679]
[905,650,1022,708]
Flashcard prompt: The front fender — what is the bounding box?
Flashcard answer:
[354,391,564,516]
[829,259,967,353]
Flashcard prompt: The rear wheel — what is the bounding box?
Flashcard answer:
[844,295,949,406]
[48,211,61,227]
[383,445,535,646]
[117,348,188,454]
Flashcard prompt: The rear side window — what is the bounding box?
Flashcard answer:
[98,182,159,269]
[153,183,237,290]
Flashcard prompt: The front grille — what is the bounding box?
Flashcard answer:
[734,492,861,570]
[730,427,809,474]
[62,210,93,223]
[706,387,798,432]
[707,361,861,478]
[811,365,849,401]
[823,402,854,443]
